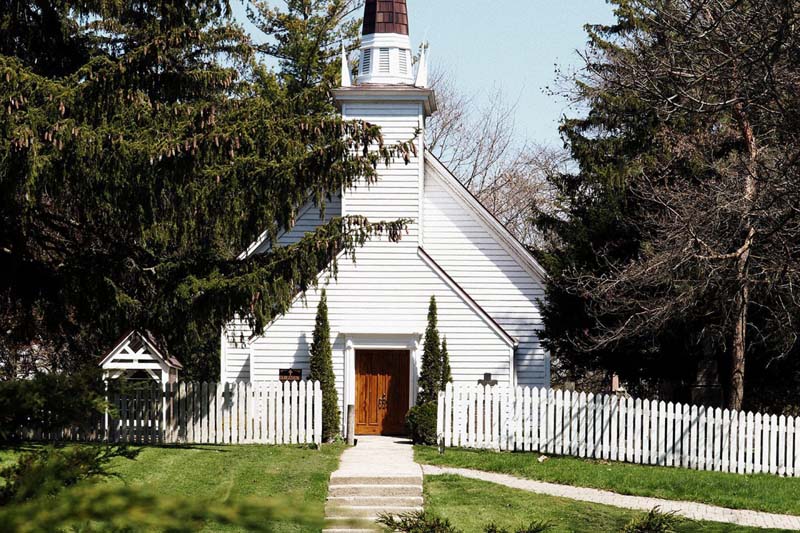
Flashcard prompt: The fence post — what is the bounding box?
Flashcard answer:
[554,389,563,456]
[314,380,322,446]
[723,409,732,473]
[736,411,746,474]
[729,409,739,474]
[443,383,452,448]
[477,385,486,449]
[794,416,800,478]
[688,405,697,470]
[103,379,109,442]
[347,404,355,446]
[523,387,532,452]
[304,381,313,445]
[436,390,444,445]
[641,400,652,465]
[586,392,596,458]
[634,398,642,464]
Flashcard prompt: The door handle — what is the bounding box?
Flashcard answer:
[378,394,388,409]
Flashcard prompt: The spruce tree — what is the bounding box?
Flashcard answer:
[440,337,452,387]
[309,290,339,441]
[251,0,362,94]
[418,296,442,404]
[0,0,414,378]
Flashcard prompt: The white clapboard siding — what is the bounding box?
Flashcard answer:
[438,383,800,478]
[99,381,322,445]
[423,160,547,387]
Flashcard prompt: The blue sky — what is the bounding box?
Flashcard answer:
[408,0,616,148]
[233,1,616,148]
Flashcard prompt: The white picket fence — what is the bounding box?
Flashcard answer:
[437,383,800,477]
[19,381,323,445]
[107,381,323,445]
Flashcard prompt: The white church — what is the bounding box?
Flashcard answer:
[221,0,549,436]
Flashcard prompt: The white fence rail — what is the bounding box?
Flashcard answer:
[21,381,322,445]
[437,383,800,477]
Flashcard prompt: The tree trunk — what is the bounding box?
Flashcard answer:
[729,238,751,410]
[728,102,758,411]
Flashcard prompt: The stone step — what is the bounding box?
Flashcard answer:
[323,517,381,530]
[322,529,379,533]
[330,475,423,486]
[327,495,424,507]
[327,505,423,519]
[328,484,422,498]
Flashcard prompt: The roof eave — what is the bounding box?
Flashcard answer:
[418,247,518,349]
[424,151,548,281]
[332,86,437,116]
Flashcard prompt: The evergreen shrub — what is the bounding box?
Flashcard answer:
[309,290,340,441]
[418,296,442,404]
[406,401,438,445]
[0,372,105,442]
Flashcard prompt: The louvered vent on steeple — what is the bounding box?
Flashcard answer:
[361,49,372,75]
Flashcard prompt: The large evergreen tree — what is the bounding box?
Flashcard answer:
[0,0,413,379]
[537,0,800,410]
[250,0,362,94]
[308,289,339,441]
[418,296,442,404]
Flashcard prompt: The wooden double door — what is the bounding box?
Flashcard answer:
[355,349,410,435]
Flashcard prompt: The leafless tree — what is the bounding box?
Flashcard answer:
[560,0,800,410]
[426,67,567,246]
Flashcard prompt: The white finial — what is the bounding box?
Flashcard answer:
[341,44,352,87]
[415,42,428,88]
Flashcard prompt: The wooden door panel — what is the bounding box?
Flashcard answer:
[355,350,410,435]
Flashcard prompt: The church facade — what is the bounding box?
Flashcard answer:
[222,0,549,436]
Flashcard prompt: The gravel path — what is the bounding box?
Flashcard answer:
[423,465,800,531]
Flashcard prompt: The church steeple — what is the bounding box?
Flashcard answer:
[357,0,414,85]
[335,0,436,119]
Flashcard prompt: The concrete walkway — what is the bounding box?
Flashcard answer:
[423,465,800,531]
[324,436,423,532]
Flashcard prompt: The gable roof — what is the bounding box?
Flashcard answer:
[424,151,548,282]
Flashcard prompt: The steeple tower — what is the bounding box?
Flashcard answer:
[357,0,414,85]
[335,0,435,115]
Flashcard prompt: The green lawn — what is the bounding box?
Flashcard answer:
[425,474,788,533]
[416,446,800,517]
[1,444,344,532]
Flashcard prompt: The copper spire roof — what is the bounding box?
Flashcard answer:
[362,0,409,36]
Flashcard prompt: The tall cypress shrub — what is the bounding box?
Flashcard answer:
[418,296,442,404]
[309,290,339,441]
[441,337,452,387]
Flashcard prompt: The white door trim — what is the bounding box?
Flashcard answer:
[342,332,422,433]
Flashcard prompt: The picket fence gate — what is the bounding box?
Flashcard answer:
[437,383,800,477]
[106,381,323,445]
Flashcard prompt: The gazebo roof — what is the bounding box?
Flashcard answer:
[99,329,182,371]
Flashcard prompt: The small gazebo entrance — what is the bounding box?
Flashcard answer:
[99,330,182,385]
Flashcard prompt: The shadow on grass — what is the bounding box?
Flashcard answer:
[0,442,235,453]
[0,443,41,454]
